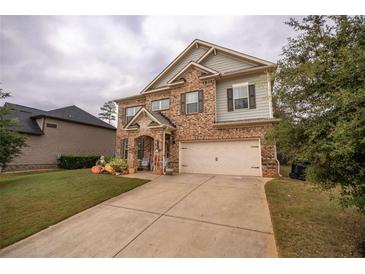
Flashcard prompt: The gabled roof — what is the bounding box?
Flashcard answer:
[167,62,219,84]
[140,39,276,93]
[194,39,275,66]
[3,102,116,134]
[124,107,176,130]
[4,103,44,135]
[35,105,115,130]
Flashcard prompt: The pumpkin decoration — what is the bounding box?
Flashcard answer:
[104,164,115,175]
[91,166,102,174]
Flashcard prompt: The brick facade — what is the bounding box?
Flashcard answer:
[116,67,278,177]
[123,114,166,174]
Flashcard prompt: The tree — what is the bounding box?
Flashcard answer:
[98,101,116,125]
[0,88,10,99]
[0,89,27,171]
[268,16,365,212]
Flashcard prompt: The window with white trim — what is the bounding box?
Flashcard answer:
[233,83,249,110]
[152,99,169,111]
[126,106,141,123]
[121,138,128,159]
[186,91,199,113]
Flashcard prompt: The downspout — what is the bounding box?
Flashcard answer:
[266,71,274,119]
[268,70,281,176]
[162,129,166,175]
[274,144,282,177]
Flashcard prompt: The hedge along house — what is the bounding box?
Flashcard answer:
[3,102,116,171]
[114,39,280,177]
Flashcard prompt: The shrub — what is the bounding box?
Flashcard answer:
[57,155,101,169]
[104,155,113,163]
[109,158,128,173]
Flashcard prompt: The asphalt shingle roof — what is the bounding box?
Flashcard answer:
[3,102,115,135]
[43,105,115,130]
[123,107,176,129]
[151,111,176,128]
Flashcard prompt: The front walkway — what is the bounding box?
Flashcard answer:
[0,174,277,257]
[122,171,161,181]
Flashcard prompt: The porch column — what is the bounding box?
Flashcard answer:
[127,136,137,174]
[152,131,164,175]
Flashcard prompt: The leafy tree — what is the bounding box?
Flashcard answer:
[268,16,365,212]
[0,89,27,171]
[98,101,116,125]
[0,88,10,99]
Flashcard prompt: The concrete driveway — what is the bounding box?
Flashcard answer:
[0,174,277,258]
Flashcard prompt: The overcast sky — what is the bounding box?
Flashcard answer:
[0,16,298,117]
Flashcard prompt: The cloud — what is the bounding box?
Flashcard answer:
[0,15,298,117]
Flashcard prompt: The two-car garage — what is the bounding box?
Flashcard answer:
[179,139,262,176]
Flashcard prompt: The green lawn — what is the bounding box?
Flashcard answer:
[266,166,365,257]
[0,169,148,249]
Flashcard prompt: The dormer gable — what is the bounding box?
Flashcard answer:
[141,39,276,93]
[124,107,176,131]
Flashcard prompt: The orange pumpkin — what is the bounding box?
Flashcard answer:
[91,166,102,174]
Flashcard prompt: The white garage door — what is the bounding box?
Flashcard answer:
[180,139,261,176]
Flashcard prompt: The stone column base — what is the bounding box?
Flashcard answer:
[128,167,136,174]
[153,168,163,175]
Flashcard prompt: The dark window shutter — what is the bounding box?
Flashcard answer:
[249,84,256,109]
[121,107,126,125]
[198,90,204,113]
[181,93,186,115]
[227,88,233,112]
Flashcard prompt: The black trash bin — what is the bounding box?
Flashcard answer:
[289,161,309,180]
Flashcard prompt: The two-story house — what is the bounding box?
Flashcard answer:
[3,103,116,171]
[114,39,279,177]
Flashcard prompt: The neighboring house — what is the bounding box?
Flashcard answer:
[4,103,116,171]
[114,39,279,177]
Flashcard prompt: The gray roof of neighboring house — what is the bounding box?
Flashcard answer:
[4,103,45,135]
[3,102,116,135]
[37,105,116,130]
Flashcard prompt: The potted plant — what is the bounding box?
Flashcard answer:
[165,162,174,175]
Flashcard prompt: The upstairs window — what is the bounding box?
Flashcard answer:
[186,91,199,113]
[233,83,249,110]
[152,99,169,111]
[126,106,141,123]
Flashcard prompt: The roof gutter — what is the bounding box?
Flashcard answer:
[16,130,44,136]
[220,65,276,79]
[31,114,116,131]
[213,118,281,128]
[114,93,146,103]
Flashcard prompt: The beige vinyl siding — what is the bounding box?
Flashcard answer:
[152,46,209,88]
[9,118,116,166]
[216,73,270,122]
[201,52,255,73]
